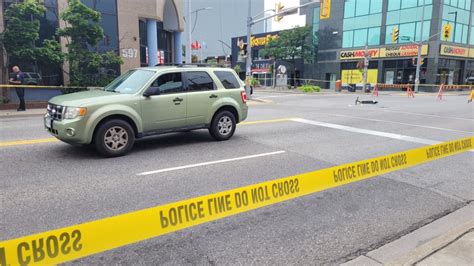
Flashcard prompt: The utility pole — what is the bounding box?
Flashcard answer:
[414,0,425,93]
[362,43,369,92]
[186,0,192,64]
[245,0,252,97]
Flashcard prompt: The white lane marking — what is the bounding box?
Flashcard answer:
[316,113,473,134]
[137,151,286,176]
[351,108,474,122]
[253,94,304,99]
[292,118,472,146]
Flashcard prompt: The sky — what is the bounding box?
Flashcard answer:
[184,0,265,59]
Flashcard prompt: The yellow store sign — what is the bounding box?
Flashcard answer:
[340,49,380,60]
[320,0,331,20]
[470,48,474,58]
[341,69,378,84]
[379,44,428,58]
[439,45,470,58]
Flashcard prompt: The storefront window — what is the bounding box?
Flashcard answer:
[382,59,428,84]
[437,59,464,85]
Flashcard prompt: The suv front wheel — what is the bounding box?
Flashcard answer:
[94,119,135,157]
[209,110,236,141]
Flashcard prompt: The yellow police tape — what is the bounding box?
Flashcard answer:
[0,137,472,265]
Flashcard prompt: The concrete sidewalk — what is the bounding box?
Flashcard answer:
[343,202,474,265]
[0,108,45,118]
[255,87,471,96]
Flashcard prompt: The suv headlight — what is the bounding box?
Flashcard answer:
[64,107,87,119]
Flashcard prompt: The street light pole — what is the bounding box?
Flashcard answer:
[245,0,252,97]
[414,0,425,93]
[448,11,458,42]
[363,43,369,92]
[186,0,192,64]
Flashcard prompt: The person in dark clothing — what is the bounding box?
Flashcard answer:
[9,66,26,111]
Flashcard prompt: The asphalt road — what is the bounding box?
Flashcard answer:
[1,92,473,264]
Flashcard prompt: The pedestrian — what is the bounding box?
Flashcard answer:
[9,66,26,111]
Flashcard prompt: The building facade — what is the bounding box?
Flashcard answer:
[303,0,474,89]
[1,0,184,87]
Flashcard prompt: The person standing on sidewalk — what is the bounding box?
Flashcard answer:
[9,66,26,111]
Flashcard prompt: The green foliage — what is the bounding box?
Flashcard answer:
[298,85,321,93]
[250,77,260,87]
[0,95,10,104]
[260,26,313,63]
[0,0,63,67]
[233,64,241,74]
[58,0,122,86]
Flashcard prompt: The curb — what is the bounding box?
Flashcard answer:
[0,109,45,118]
[342,202,474,265]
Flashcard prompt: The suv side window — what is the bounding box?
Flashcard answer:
[214,71,241,89]
[184,71,216,92]
[149,72,184,95]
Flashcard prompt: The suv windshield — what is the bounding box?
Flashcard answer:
[104,69,156,94]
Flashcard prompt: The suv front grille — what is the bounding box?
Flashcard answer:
[47,104,64,120]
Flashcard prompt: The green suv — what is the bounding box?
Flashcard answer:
[45,65,248,157]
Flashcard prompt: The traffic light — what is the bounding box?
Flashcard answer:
[443,24,452,41]
[275,2,284,22]
[391,27,399,43]
[412,57,425,66]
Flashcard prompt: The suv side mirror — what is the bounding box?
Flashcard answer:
[143,86,160,97]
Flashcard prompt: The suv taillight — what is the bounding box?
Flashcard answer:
[241,91,247,104]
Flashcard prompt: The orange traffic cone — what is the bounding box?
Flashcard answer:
[407,85,414,98]
[372,84,379,97]
[437,84,444,100]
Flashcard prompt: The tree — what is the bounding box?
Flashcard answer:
[260,26,313,88]
[58,0,122,86]
[0,0,63,73]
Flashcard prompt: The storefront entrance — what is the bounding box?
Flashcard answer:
[436,59,464,85]
[382,59,427,85]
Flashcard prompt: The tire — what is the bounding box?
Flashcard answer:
[209,110,236,141]
[94,119,135,157]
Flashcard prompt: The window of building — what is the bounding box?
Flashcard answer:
[139,20,148,66]
[344,0,382,18]
[440,4,471,43]
[444,0,471,10]
[81,0,119,53]
[386,1,432,45]
[313,7,320,62]
[157,21,173,64]
[342,0,383,48]
[470,26,474,45]
[185,72,216,92]
[214,71,241,89]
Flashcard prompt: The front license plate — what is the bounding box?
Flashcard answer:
[45,117,52,129]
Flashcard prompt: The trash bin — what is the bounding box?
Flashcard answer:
[335,80,342,92]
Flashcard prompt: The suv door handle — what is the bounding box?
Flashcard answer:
[173,97,183,102]
[209,94,218,98]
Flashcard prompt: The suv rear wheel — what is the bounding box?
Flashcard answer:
[209,110,236,141]
[94,119,135,157]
